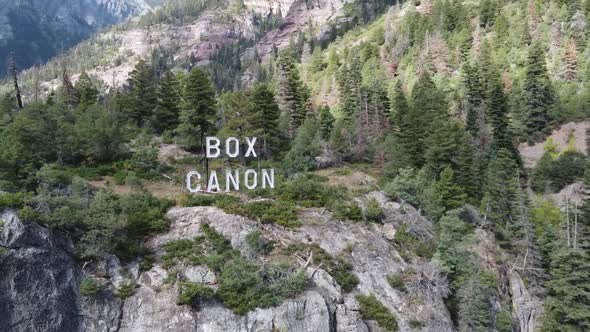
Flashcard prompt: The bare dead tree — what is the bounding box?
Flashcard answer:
[9,53,23,109]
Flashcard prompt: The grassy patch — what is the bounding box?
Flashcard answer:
[356,294,398,332]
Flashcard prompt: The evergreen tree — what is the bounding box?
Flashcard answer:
[318,105,334,140]
[153,71,181,133]
[75,71,98,111]
[250,83,282,158]
[435,167,467,211]
[218,91,261,161]
[487,78,517,161]
[389,80,409,130]
[481,148,519,233]
[542,249,590,331]
[282,118,320,175]
[338,54,363,123]
[276,53,309,138]
[177,68,216,152]
[127,59,157,126]
[463,62,485,140]
[525,42,555,142]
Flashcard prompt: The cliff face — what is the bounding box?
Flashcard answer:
[0,210,82,332]
[0,192,456,332]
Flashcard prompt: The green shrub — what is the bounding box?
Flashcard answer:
[162,224,240,271]
[277,174,336,207]
[387,274,406,291]
[177,282,216,306]
[245,230,274,255]
[115,281,136,299]
[333,201,363,222]
[113,170,128,185]
[365,198,383,222]
[0,247,7,255]
[283,243,359,292]
[80,277,102,296]
[531,151,587,193]
[0,192,27,209]
[393,225,435,260]
[356,294,398,331]
[216,258,305,315]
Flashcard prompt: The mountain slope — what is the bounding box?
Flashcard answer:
[0,0,157,76]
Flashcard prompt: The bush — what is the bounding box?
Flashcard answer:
[365,198,383,222]
[393,225,435,260]
[277,174,336,207]
[356,294,398,332]
[115,281,136,299]
[245,230,274,255]
[216,258,305,315]
[283,243,359,292]
[0,192,27,209]
[80,277,102,296]
[162,224,240,271]
[177,282,216,306]
[333,201,363,222]
[531,151,587,193]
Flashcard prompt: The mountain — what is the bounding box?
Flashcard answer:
[0,0,159,76]
[1,0,590,331]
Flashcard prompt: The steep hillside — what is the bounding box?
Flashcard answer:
[3,0,392,95]
[0,0,159,77]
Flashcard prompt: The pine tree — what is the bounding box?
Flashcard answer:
[177,67,216,152]
[455,132,483,201]
[435,167,467,211]
[525,42,555,142]
[389,80,409,130]
[487,78,517,161]
[318,105,334,140]
[338,54,363,124]
[276,53,309,138]
[153,71,181,133]
[397,73,446,168]
[127,59,157,126]
[249,83,282,158]
[542,249,590,331]
[482,148,519,231]
[75,71,99,111]
[463,62,485,139]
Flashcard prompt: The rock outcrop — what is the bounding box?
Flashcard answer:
[0,191,455,332]
[0,210,81,332]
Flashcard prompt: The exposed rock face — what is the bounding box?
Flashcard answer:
[0,191,455,332]
[509,272,544,332]
[0,210,81,332]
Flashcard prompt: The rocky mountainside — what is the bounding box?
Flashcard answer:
[0,191,458,332]
[0,0,159,76]
[4,0,380,95]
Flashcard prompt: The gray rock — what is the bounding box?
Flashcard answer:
[81,290,123,332]
[0,210,81,332]
[510,271,543,332]
[181,265,217,285]
[119,286,198,332]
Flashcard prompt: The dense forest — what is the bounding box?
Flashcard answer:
[2,0,590,331]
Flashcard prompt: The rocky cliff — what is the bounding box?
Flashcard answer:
[0,191,456,332]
